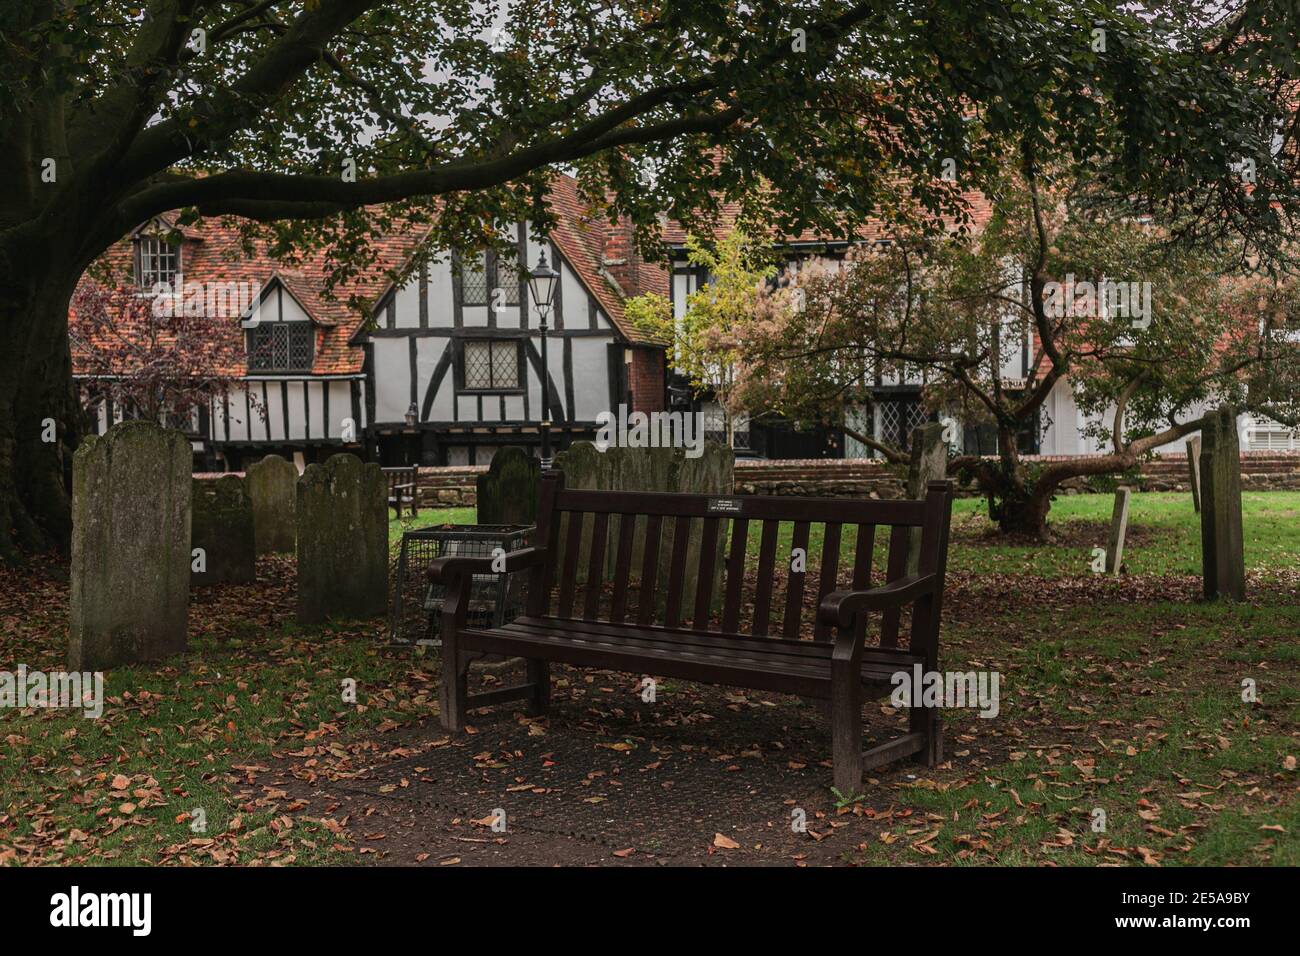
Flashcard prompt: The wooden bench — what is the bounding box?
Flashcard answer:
[428,473,954,793]
[383,466,420,519]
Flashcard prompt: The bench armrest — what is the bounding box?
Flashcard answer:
[818,574,937,629]
[427,546,546,584]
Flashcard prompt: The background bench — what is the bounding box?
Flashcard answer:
[429,474,954,793]
[383,466,420,519]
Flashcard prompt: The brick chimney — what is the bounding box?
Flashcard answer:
[600,215,641,298]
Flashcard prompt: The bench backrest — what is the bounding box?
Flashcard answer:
[383,466,417,494]
[527,473,953,650]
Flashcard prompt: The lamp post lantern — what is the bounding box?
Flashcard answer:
[528,249,560,468]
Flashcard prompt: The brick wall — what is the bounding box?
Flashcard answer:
[732,452,1300,499]
[407,452,1300,508]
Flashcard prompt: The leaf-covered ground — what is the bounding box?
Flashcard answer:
[1,492,1296,865]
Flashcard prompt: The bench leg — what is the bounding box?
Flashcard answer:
[830,664,863,795]
[525,659,550,716]
[440,649,471,732]
[910,702,942,767]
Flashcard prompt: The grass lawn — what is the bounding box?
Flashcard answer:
[389,507,477,540]
[1,491,1296,865]
[845,597,1300,865]
[732,490,1300,580]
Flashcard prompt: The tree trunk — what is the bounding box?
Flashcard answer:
[978,453,1139,541]
[959,439,1055,540]
[994,483,1053,538]
[0,267,83,563]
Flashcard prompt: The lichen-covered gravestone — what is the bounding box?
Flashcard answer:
[70,421,191,670]
[554,440,733,611]
[245,453,298,554]
[476,447,540,526]
[1199,407,1246,601]
[191,475,256,585]
[296,454,388,624]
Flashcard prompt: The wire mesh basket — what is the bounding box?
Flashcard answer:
[389,524,533,646]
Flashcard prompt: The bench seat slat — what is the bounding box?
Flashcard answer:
[460,620,920,698]
[499,615,920,668]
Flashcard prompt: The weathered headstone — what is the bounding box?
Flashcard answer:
[1186,435,1202,513]
[476,447,541,526]
[906,422,948,575]
[553,441,606,584]
[297,454,388,624]
[191,475,256,585]
[245,454,297,554]
[1105,486,1132,575]
[1199,407,1246,600]
[69,421,191,669]
[554,441,733,610]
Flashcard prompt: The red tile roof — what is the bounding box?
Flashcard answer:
[72,218,419,376]
[82,174,984,381]
[357,174,665,343]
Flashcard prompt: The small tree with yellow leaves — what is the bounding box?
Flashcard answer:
[626,230,774,447]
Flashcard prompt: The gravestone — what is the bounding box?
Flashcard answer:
[1105,486,1132,575]
[906,422,948,575]
[1199,407,1246,601]
[476,447,541,526]
[1186,435,1202,513]
[297,454,388,624]
[69,421,191,670]
[191,475,256,585]
[245,454,297,554]
[553,441,614,585]
[554,441,733,610]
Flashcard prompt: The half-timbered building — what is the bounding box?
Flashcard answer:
[72,177,670,470]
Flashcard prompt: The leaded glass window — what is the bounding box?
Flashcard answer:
[496,252,521,306]
[248,322,314,372]
[463,340,519,389]
[459,250,522,308]
[459,251,489,306]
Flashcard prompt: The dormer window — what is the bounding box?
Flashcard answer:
[247,322,314,372]
[135,235,181,290]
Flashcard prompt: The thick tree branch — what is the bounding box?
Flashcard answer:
[115,104,744,228]
[114,0,385,182]
[841,422,908,464]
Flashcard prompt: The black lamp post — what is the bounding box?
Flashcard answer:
[528,250,559,467]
